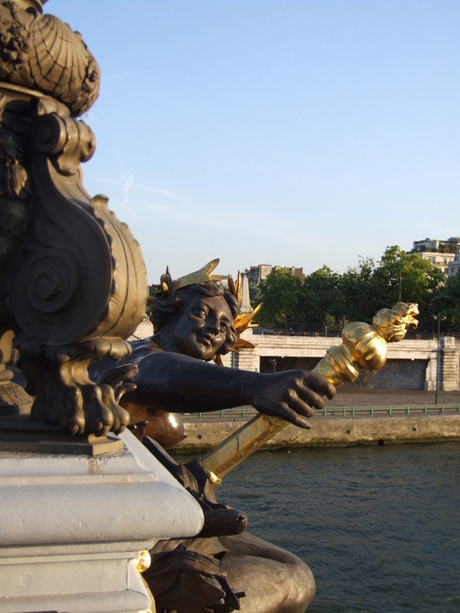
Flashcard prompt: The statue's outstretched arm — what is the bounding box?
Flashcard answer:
[130,351,335,428]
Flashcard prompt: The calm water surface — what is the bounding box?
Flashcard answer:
[216,442,460,613]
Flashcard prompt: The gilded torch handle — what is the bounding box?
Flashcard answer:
[199,302,418,481]
[199,350,356,479]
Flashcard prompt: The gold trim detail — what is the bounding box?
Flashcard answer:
[134,550,152,573]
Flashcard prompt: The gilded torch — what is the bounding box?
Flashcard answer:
[198,302,419,482]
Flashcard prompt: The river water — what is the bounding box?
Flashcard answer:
[217,442,460,613]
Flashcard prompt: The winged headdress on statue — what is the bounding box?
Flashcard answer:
[150,258,262,364]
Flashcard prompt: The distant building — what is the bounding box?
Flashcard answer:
[412,237,460,253]
[411,237,460,276]
[244,264,305,285]
[447,253,460,277]
[288,267,305,283]
[421,252,455,275]
[245,265,273,285]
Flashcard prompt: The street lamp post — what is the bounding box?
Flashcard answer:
[435,313,441,405]
[434,313,448,404]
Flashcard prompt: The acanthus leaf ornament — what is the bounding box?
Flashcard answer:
[7,108,148,435]
[0,1,148,436]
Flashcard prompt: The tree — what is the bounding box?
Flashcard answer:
[302,266,344,336]
[251,245,446,333]
[372,246,445,329]
[433,272,460,332]
[339,257,379,323]
[256,268,303,331]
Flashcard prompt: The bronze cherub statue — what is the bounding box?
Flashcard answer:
[91,262,418,613]
[91,259,335,613]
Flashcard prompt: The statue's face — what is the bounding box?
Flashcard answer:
[170,294,236,360]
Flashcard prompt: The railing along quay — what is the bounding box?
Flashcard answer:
[182,404,460,421]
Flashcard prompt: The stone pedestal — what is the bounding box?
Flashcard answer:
[425,337,459,392]
[425,352,438,391]
[441,337,459,391]
[0,429,203,613]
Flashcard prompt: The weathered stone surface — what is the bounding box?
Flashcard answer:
[0,429,203,613]
[174,415,460,453]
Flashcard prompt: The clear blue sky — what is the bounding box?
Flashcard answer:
[51,1,459,284]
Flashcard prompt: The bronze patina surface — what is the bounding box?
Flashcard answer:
[106,264,329,613]
[0,0,147,436]
[96,261,418,611]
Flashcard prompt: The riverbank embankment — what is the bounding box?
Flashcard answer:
[171,389,460,453]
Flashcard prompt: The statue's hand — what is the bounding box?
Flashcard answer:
[249,370,336,428]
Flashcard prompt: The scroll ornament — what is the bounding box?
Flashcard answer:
[0,0,147,434]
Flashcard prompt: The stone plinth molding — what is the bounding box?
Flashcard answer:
[0,430,204,613]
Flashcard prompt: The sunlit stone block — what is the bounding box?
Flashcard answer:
[0,430,203,613]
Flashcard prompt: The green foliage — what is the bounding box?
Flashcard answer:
[371,246,445,328]
[256,268,303,330]
[252,245,450,333]
[248,281,260,304]
[339,257,379,323]
[433,273,460,332]
[302,266,344,336]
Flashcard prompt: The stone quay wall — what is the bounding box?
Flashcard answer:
[173,414,460,454]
